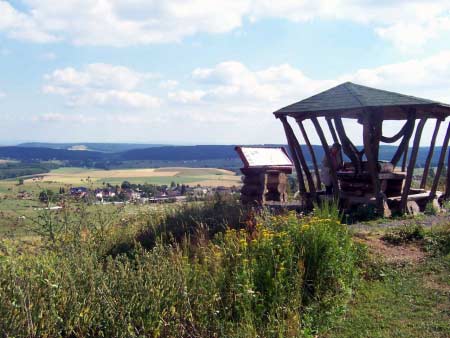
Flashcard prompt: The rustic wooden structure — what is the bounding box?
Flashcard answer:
[274,82,450,215]
[235,146,293,205]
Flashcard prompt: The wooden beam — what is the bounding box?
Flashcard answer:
[400,118,427,213]
[430,122,450,200]
[311,117,339,200]
[391,115,416,167]
[334,117,363,174]
[420,119,441,189]
[280,117,307,195]
[362,112,383,213]
[446,140,450,199]
[297,120,321,188]
[326,117,339,144]
[380,119,410,143]
[282,118,317,196]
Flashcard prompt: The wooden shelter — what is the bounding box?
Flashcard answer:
[274,82,450,215]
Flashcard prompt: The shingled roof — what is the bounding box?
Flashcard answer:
[274,82,450,120]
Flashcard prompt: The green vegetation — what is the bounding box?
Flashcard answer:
[0,200,360,337]
[0,161,59,179]
[329,223,450,338]
[328,258,450,338]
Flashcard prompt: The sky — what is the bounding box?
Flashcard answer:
[1,1,450,146]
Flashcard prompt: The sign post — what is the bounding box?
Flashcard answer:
[235,146,294,205]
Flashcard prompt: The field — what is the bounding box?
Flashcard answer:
[23,167,241,187]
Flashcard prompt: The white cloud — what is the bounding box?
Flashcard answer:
[0,91,6,99]
[162,51,450,142]
[0,1,58,43]
[1,1,450,49]
[33,113,96,123]
[43,63,162,109]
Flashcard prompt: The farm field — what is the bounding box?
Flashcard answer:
[23,167,242,187]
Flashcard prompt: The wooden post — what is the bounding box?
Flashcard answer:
[281,118,317,197]
[297,119,321,188]
[446,142,450,199]
[280,117,307,195]
[420,119,441,189]
[430,122,450,199]
[311,117,339,200]
[400,118,427,213]
[326,117,339,144]
[362,112,383,213]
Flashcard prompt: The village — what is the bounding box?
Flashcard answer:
[66,181,237,204]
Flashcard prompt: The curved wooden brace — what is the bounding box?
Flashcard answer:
[400,118,427,213]
[334,117,363,174]
[430,122,450,200]
[280,117,306,194]
[311,117,339,200]
[390,114,416,167]
[380,119,411,143]
[297,120,322,188]
[420,119,441,189]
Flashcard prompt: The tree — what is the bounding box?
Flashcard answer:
[39,190,54,203]
[121,181,131,190]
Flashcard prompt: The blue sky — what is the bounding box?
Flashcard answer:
[1,1,450,145]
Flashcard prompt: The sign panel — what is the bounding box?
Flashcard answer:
[235,146,293,168]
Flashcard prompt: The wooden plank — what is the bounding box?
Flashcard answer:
[430,122,450,199]
[280,117,307,195]
[311,117,339,200]
[400,118,427,213]
[420,119,441,189]
[297,120,321,188]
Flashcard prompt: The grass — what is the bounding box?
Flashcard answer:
[0,200,361,337]
[328,258,450,337]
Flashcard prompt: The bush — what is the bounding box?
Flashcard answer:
[0,205,360,337]
[381,224,425,245]
[424,224,450,256]
[136,195,246,249]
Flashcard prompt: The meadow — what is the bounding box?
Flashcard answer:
[24,166,241,187]
[0,191,448,337]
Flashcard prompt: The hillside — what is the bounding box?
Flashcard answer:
[18,142,167,153]
[0,144,447,168]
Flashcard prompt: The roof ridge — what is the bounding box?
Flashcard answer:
[347,82,437,104]
[342,82,366,107]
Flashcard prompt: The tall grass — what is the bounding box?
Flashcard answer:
[0,200,360,337]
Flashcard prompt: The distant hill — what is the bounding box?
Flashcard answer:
[0,146,106,161]
[0,144,446,168]
[120,145,238,161]
[17,142,168,153]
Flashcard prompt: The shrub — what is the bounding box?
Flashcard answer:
[424,223,450,256]
[136,195,246,249]
[381,224,425,245]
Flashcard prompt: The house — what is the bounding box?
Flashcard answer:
[70,187,88,198]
